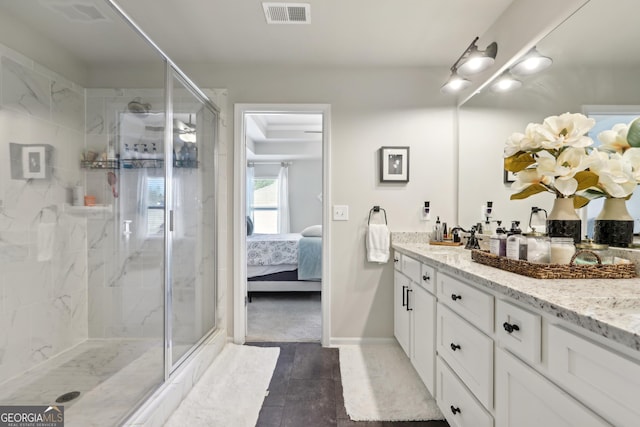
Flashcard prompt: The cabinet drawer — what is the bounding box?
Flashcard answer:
[437,303,493,409]
[393,251,402,271]
[496,347,610,427]
[548,324,640,427]
[436,356,493,427]
[419,263,436,294]
[495,299,541,365]
[401,255,421,284]
[437,273,494,334]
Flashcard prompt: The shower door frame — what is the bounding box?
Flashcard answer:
[164,64,221,377]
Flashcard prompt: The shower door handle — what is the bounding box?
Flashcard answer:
[169,210,174,232]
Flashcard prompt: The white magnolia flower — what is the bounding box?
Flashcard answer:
[623,147,640,181]
[598,123,631,153]
[590,150,636,198]
[538,112,596,149]
[536,148,591,196]
[510,168,552,193]
[504,123,544,157]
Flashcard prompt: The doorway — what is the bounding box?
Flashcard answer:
[234,104,331,345]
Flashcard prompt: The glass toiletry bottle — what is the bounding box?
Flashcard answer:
[433,216,442,242]
[490,221,507,256]
[525,230,550,263]
[506,221,526,260]
[574,239,612,264]
[550,237,576,264]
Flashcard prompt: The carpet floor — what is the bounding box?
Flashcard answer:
[165,344,279,427]
[247,291,321,342]
[339,344,444,422]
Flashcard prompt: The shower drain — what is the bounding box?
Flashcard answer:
[55,391,81,403]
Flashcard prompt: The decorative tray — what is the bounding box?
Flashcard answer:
[430,241,463,247]
[471,249,636,279]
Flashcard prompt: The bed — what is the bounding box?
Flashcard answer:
[247,232,322,297]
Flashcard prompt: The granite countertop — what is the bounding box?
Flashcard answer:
[392,242,640,352]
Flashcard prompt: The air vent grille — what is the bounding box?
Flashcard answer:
[263,3,310,24]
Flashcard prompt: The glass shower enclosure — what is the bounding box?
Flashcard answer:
[0,1,218,425]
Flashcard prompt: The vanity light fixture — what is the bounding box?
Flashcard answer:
[490,73,522,93]
[510,47,552,76]
[456,37,498,76]
[440,71,472,94]
[441,36,498,94]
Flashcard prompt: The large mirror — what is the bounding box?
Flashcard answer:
[458,0,640,236]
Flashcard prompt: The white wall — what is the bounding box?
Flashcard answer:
[191,65,458,340]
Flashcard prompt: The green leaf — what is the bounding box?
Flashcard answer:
[573,195,590,209]
[504,153,535,172]
[627,117,640,147]
[510,184,547,200]
[574,170,599,191]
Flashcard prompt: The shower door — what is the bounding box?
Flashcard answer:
[167,71,218,369]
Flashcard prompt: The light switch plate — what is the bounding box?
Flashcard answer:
[333,205,349,221]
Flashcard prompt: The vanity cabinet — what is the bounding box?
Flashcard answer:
[394,248,640,427]
[393,251,437,394]
[394,270,412,355]
[495,347,610,427]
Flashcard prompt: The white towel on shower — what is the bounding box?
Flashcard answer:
[367,224,390,263]
[37,222,55,262]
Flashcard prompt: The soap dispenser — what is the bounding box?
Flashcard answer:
[490,221,507,256]
[506,221,526,260]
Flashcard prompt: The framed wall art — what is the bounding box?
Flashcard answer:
[379,146,409,183]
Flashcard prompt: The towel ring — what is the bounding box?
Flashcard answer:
[368,206,388,225]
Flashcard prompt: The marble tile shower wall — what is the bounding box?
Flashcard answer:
[85,88,166,339]
[0,47,87,384]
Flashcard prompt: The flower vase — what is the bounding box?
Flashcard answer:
[594,198,634,247]
[546,197,581,243]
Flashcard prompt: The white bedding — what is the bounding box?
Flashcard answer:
[247,233,302,266]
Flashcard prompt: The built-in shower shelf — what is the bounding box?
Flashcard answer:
[63,203,113,215]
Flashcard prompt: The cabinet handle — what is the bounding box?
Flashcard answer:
[394,258,399,263]
[450,405,461,415]
[406,288,413,311]
[503,322,520,334]
[451,294,462,301]
[422,274,430,282]
[450,343,461,351]
[402,285,407,307]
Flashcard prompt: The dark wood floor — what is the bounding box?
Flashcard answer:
[247,342,449,427]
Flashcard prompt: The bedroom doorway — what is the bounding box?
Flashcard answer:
[234,104,331,345]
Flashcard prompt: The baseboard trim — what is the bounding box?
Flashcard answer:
[329,337,397,347]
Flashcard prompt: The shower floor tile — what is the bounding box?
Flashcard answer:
[0,339,163,427]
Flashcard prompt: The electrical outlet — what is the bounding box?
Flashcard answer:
[421,208,431,221]
[333,205,349,221]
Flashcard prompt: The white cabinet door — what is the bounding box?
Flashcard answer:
[411,284,436,395]
[495,348,611,427]
[394,271,411,356]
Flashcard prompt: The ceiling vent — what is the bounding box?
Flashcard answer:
[46,2,108,22]
[262,3,310,24]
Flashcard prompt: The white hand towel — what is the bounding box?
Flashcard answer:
[367,224,390,263]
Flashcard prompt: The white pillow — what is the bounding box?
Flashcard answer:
[301,225,322,237]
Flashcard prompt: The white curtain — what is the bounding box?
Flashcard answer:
[246,165,255,221]
[278,163,290,234]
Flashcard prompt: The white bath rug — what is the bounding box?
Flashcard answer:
[165,344,279,427]
[339,343,443,421]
